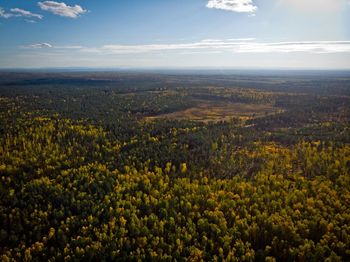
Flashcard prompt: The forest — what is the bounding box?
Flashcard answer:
[0,71,349,261]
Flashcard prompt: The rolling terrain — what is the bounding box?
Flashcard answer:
[0,71,349,261]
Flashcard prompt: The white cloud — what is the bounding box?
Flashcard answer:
[233,41,350,53]
[26,20,38,24]
[1,7,43,20]
[93,40,350,54]
[10,8,43,19]
[27,43,53,49]
[22,39,350,55]
[0,7,14,18]
[38,1,87,18]
[23,43,85,49]
[206,0,257,13]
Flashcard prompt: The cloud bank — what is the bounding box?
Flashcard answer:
[22,40,350,55]
[38,1,87,18]
[99,40,350,54]
[206,0,257,13]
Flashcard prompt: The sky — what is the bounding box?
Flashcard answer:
[0,0,350,69]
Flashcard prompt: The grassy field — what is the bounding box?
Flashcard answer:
[145,100,282,123]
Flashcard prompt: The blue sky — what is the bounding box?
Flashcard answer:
[1,0,350,69]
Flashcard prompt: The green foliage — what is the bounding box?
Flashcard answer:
[0,73,349,260]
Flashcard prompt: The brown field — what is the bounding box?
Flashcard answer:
[145,101,283,123]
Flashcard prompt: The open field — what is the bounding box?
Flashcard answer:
[145,101,283,122]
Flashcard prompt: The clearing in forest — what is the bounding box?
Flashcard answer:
[145,101,283,123]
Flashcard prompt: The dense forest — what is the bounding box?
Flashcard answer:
[0,72,349,261]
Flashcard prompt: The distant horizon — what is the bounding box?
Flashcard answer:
[1,67,350,74]
[1,1,350,69]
